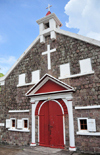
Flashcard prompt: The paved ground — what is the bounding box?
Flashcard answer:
[0,145,98,155]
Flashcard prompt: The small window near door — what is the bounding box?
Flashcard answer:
[11,118,16,129]
[12,119,15,127]
[24,120,28,128]
[22,118,29,130]
[78,117,88,132]
[80,119,87,130]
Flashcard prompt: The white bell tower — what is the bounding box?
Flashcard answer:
[36,5,62,44]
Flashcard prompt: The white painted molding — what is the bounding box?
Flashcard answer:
[17,82,36,87]
[8,129,30,132]
[75,105,100,110]
[69,148,76,151]
[77,117,88,132]
[30,92,73,102]
[26,73,75,97]
[9,110,30,113]
[30,143,36,146]
[59,71,94,79]
[0,81,5,85]
[77,131,100,136]
[55,28,100,47]
[0,123,5,126]
[36,13,62,27]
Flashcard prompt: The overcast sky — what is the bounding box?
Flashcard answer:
[0,0,100,74]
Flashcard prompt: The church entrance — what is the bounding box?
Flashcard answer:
[39,100,64,149]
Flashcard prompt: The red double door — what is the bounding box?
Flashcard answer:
[39,100,64,149]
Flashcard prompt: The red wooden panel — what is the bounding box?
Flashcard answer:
[49,101,64,148]
[39,101,49,146]
[35,80,67,94]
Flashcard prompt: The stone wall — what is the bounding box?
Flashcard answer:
[0,85,6,143]
[0,33,100,152]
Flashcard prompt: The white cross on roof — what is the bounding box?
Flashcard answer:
[46,4,52,11]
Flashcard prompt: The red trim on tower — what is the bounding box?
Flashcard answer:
[46,11,51,16]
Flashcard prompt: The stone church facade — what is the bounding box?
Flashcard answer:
[0,11,100,153]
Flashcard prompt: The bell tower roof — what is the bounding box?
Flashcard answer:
[36,13,62,27]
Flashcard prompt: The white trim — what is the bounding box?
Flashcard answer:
[22,118,29,130]
[38,116,39,144]
[38,99,64,115]
[9,110,30,113]
[10,118,16,130]
[77,117,88,132]
[0,123,5,126]
[63,115,66,145]
[0,81,5,85]
[59,71,94,79]
[77,118,96,132]
[26,73,74,97]
[62,99,76,151]
[30,92,73,102]
[8,129,30,132]
[36,13,62,27]
[75,105,100,110]
[69,147,76,151]
[31,101,39,146]
[17,82,36,87]
[55,28,100,47]
[77,132,100,136]
[30,143,36,146]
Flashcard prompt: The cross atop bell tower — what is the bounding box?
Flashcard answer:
[46,4,52,11]
[46,4,52,16]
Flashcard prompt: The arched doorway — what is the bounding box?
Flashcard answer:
[39,100,64,149]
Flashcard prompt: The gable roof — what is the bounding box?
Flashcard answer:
[26,74,75,97]
[0,18,100,82]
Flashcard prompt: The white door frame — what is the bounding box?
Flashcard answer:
[30,92,76,151]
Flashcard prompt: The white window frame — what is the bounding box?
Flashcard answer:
[22,118,29,130]
[10,118,16,129]
[78,118,88,132]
